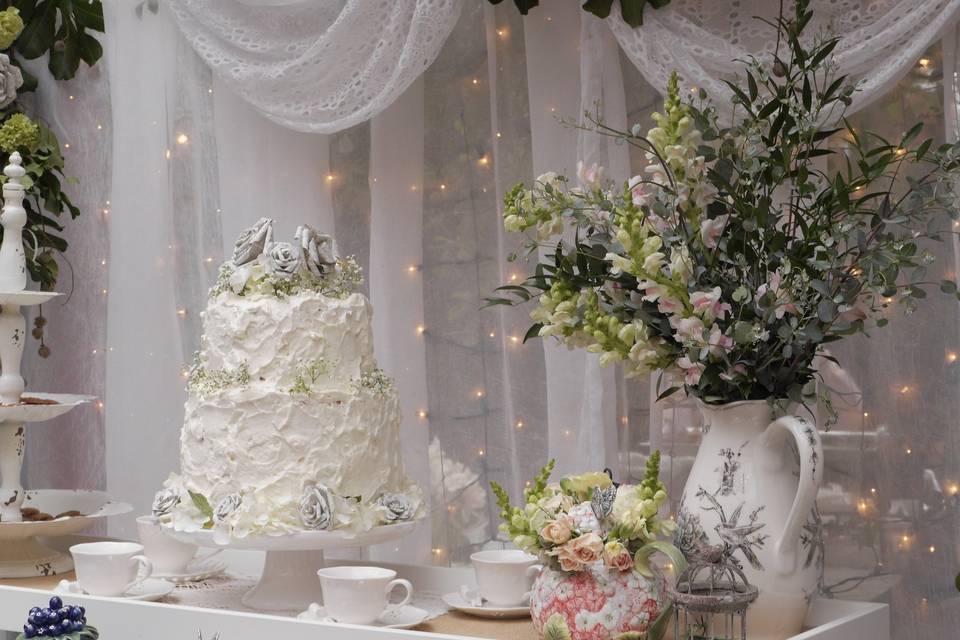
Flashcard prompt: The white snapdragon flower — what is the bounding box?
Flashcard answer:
[690,287,732,322]
[576,161,604,189]
[700,215,729,249]
[677,356,705,386]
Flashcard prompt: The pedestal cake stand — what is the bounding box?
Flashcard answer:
[0,152,131,577]
[169,522,418,611]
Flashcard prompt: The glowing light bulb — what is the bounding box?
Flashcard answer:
[510,336,519,344]
[516,420,524,429]
[325,174,334,182]
[416,325,425,335]
[417,409,427,419]
[176,133,189,145]
[440,184,447,191]
[919,58,931,68]
[475,389,484,398]
[489,332,495,338]
[929,546,936,553]
[478,448,485,456]
[899,385,910,394]
[64,143,70,149]
[407,265,417,273]
[472,78,479,85]
[177,309,187,317]
[478,155,489,166]
[68,95,75,100]
[906,448,912,455]
[165,149,171,160]
[948,352,957,363]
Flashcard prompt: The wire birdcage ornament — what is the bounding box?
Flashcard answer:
[669,546,759,640]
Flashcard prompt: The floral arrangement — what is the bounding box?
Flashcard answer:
[0,1,105,293]
[487,0,671,27]
[212,218,362,298]
[153,475,424,543]
[489,0,960,416]
[491,452,685,577]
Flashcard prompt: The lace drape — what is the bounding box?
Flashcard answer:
[610,0,960,120]
[168,0,464,133]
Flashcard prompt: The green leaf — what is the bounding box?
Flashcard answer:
[543,613,572,640]
[73,0,105,32]
[582,0,614,19]
[78,32,104,67]
[17,0,58,59]
[633,540,687,579]
[619,0,648,27]
[941,280,957,294]
[523,323,543,343]
[512,0,540,14]
[189,490,214,517]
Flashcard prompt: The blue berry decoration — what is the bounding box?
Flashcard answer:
[16,600,98,640]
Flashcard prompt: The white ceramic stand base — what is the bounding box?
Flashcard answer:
[168,521,418,612]
[0,538,74,578]
[0,490,132,578]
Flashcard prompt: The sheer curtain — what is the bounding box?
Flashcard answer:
[16,1,960,637]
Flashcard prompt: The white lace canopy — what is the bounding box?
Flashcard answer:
[169,0,464,133]
[609,0,960,120]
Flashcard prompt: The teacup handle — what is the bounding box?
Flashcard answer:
[125,555,154,592]
[522,564,542,603]
[384,578,413,614]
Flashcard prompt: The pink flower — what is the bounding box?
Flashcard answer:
[677,356,705,386]
[569,532,604,565]
[555,543,585,572]
[577,161,604,189]
[670,316,705,343]
[639,280,667,302]
[628,175,652,207]
[707,325,733,357]
[603,541,635,572]
[690,287,731,321]
[657,295,684,315]
[699,215,729,249]
[719,363,748,381]
[540,516,574,545]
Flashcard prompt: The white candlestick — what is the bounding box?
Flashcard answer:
[0,152,26,292]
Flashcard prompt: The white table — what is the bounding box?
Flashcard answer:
[0,538,889,640]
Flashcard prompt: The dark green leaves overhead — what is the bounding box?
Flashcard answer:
[14,0,105,80]
[487,0,672,27]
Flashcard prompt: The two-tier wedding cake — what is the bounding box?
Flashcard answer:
[154,219,423,540]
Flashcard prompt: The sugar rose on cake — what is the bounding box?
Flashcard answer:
[155,219,425,541]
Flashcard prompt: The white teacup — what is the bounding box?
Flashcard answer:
[70,541,154,597]
[470,549,541,606]
[317,566,413,625]
[136,515,222,575]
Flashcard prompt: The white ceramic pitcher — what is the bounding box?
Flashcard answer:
[675,400,823,640]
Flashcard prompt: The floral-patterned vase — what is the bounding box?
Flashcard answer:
[530,563,664,640]
[676,401,823,640]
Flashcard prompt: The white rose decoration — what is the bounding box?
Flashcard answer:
[295,225,338,277]
[232,217,274,265]
[0,54,22,109]
[152,488,180,518]
[263,242,301,279]
[299,485,334,530]
[376,492,417,523]
[213,493,242,523]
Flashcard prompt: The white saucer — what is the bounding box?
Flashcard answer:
[297,603,429,629]
[153,559,228,583]
[442,591,530,619]
[56,578,175,602]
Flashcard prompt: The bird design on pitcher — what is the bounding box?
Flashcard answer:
[695,487,769,571]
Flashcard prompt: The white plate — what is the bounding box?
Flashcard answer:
[0,491,132,541]
[0,393,94,423]
[442,591,530,619]
[56,578,175,602]
[154,559,228,583]
[297,603,429,629]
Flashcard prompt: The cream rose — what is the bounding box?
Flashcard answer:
[539,516,573,545]
[569,532,604,565]
[555,540,585,572]
[603,540,634,572]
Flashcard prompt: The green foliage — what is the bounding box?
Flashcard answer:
[486,0,672,27]
[189,490,215,529]
[492,0,960,413]
[15,0,104,80]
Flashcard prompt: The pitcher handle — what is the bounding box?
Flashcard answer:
[759,415,823,575]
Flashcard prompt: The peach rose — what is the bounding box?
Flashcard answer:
[603,541,634,572]
[540,516,574,545]
[555,541,585,572]
[570,532,604,565]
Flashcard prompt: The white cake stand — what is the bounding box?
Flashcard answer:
[168,521,419,611]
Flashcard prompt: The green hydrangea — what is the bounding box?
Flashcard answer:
[0,113,39,153]
[0,8,23,51]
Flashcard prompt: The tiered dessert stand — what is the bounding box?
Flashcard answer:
[171,521,418,611]
[0,152,131,577]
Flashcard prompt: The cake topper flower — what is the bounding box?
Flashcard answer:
[152,488,180,518]
[299,484,334,530]
[295,225,338,277]
[0,53,22,109]
[232,217,274,266]
[263,242,301,279]
[377,492,418,522]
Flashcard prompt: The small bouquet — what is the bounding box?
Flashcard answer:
[491,452,685,577]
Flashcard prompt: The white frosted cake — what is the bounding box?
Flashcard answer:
[154,219,423,540]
